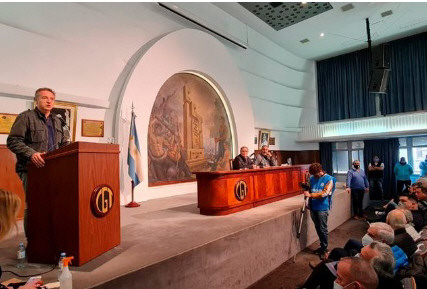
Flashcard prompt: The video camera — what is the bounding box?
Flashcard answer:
[299,182,310,191]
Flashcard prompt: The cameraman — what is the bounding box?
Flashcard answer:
[303,163,336,259]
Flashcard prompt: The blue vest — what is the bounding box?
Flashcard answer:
[309,174,336,211]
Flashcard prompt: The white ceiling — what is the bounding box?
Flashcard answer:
[214,2,427,60]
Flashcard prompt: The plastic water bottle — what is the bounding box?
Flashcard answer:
[58,252,66,279]
[16,242,26,268]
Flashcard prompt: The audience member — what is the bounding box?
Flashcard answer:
[301,242,398,289]
[413,178,427,210]
[394,157,413,195]
[346,160,369,220]
[0,190,42,289]
[0,189,21,240]
[361,242,402,289]
[368,155,385,200]
[398,195,427,232]
[328,222,408,273]
[386,209,418,257]
[334,257,378,289]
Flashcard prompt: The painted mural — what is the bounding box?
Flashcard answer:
[147,73,232,186]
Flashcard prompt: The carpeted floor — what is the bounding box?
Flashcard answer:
[247,218,369,289]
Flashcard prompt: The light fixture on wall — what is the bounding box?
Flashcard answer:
[158,2,248,49]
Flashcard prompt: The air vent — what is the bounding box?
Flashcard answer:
[240,2,333,31]
[341,3,354,12]
[300,38,310,44]
[269,2,283,9]
[381,10,393,17]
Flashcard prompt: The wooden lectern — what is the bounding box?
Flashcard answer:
[26,142,120,266]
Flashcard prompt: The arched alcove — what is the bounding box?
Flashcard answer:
[115,29,254,204]
[147,72,235,186]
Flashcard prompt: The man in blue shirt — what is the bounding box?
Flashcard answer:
[346,160,369,220]
[303,162,336,259]
[419,155,427,178]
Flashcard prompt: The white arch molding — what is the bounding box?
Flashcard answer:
[115,29,255,204]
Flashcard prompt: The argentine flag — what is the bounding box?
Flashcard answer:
[127,111,142,186]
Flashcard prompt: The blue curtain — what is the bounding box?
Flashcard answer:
[317,49,376,122]
[363,138,399,199]
[319,142,333,175]
[318,32,427,122]
[383,32,427,114]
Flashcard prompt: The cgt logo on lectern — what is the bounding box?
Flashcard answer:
[91,185,114,218]
[234,180,248,201]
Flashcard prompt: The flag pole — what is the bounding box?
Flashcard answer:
[125,180,140,207]
[126,103,141,208]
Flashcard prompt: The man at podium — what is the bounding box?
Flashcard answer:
[7,87,71,236]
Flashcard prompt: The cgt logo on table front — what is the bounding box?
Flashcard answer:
[91,185,114,218]
[234,180,248,201]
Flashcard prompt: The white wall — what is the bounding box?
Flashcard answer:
[0,3,319,203]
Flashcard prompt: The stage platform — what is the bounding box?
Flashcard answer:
[0,183,350,289]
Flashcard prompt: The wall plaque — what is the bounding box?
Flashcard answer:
[82,119,104,137]
[0,113,17,134]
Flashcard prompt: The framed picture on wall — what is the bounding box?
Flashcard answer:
[34,101,77,142]
[269,137,275,146]
[53,102,77,142]
[0,113,17,134]
[258,129,271,149]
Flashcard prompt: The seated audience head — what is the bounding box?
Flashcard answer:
[335,257,378,289]
[0,189,21,240]
[399,194,418,211]
[364,222,394,245]
[308,163,324,178]
[386,209,407,230]
[397,208,413,224]
[413,178,427,201]
[240,146,249,158]
[360,241,395,279]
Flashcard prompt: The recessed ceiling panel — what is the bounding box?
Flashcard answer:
[239,2,333,31]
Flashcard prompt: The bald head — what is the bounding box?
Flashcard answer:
[386,209,407,230]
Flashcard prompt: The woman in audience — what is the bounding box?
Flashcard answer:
[0,189,42,289]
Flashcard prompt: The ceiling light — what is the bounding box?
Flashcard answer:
[341,3,354,12]
[381,10,393,17]
[320,32,325,37]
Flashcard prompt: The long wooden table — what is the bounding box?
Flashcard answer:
[194,164,310,215]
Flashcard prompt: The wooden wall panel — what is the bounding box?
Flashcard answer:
[254,149,320,166]
[0,145,25,219]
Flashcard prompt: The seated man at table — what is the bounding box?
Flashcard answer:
[232,146,255,170]
[255,145,277,168]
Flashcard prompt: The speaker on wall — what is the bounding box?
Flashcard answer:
[369,69,390,93]
[371,44,390,68]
